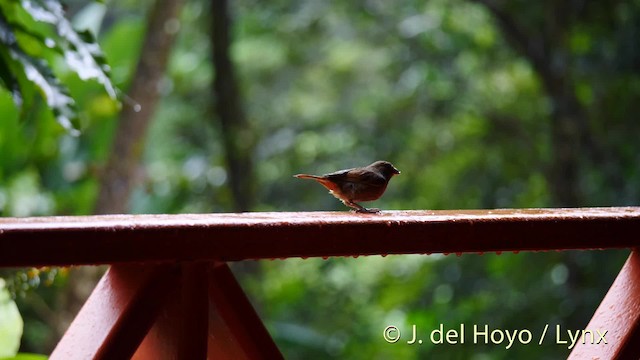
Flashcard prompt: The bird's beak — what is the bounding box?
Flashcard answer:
[393,167,401,175]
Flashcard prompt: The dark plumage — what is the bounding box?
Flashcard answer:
[294,161,400,213]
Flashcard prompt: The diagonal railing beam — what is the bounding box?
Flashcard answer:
[569,250,640,359]
[208,263,283,359]
[50,264,177,360]
[1,208,640,267]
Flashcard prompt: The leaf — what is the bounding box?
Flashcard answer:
[13,49,78,134]
[17,51,78,134]
[0,354,49,360]
[0,1,119,135]
[0,48,22,106]
[0,279,23,358]
[0,9,21,106]
[21,0,117,98]
[0,11,79,134]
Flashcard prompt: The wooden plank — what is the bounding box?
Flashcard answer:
[208,263,283,359]
[133,263,209,359]
[1,208,639,266]
[569,250,640,359]
[50,264,176,360]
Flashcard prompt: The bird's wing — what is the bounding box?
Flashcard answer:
[322,168,352,184]
[326,168,386,187]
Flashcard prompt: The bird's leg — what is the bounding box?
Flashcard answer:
[345,201,380,214]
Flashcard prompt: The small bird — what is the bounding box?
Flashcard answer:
[294,161,400,213]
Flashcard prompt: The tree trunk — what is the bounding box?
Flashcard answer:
[471,0,595,206]
[546,79,585,207]
[210,0,255,212]
[95,0,184,214]
[51,0,184,350]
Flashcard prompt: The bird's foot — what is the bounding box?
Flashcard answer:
[345,201,380,214]
[354,207,380,214]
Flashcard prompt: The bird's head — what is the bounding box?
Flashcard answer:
[370,161,401,179]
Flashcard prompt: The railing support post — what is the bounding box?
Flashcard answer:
[133,263,209,359]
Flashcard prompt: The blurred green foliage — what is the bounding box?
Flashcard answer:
[0,279,23,358]
[1,0,638,358]
[0,0,117,135]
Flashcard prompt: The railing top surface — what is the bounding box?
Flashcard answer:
[1,207,639,267]
[1,207,638,229]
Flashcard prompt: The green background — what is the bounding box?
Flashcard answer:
[1,0,639,358]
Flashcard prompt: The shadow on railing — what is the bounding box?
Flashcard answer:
[1,207,639,359]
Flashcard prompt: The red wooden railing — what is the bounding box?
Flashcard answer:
[1,207,639,358]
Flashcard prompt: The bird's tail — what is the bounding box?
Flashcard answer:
[294,174,323,180]
[294,174,338,192]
